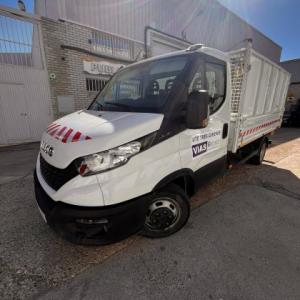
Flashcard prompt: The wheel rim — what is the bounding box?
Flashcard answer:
[260,142,267,163]
[145,197,181,231]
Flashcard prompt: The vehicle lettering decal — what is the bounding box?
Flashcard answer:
[192,141,208,157]
[46,123,92,143]
[191,129,222,158]
[41,140,54,157]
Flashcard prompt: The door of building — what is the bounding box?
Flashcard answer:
[0,8,52,145]
[0,83,32,142]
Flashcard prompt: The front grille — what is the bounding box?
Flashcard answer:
[39,155,78,191]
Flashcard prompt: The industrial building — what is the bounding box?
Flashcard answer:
[0,0,285,145]
[281,59,300,102]
[36,0,282,61]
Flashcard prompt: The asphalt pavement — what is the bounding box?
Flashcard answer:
[0,128,299,300]
[38,183,300,300]
[0,143,39,185]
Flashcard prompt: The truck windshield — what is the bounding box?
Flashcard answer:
[89,56,188,113]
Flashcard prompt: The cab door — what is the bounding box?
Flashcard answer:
[179,54,230,181]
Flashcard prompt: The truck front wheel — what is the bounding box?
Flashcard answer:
[141,184,190,238]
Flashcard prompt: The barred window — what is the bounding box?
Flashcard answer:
[0,14,43,68]
[86,78,108,92]
[90,31,134,60]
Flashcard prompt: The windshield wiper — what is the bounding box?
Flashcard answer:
[104,101,132,111]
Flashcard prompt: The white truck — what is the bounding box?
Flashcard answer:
[34,44,290,245]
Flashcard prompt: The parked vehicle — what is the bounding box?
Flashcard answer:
[282,99,300,127]
[34,44,290,245]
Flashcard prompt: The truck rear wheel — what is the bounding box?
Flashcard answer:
[249,138,268,165]
[141,184,190,238]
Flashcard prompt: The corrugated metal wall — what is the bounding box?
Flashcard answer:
[36,0,282,62]
[281,59,300,103]
[281,59,300,83]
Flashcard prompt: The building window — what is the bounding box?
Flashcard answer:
[0,14,43,68]
[86,78,108,92]
[90,31,134,60]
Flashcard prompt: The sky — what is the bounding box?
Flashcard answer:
[219,0,300,61]
[0,0,34,12]
[0,0,299,61]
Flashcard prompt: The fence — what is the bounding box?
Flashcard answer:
[0,11,43,68]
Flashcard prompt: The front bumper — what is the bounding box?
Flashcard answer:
[34,171,149,245]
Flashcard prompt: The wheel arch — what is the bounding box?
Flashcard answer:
[152,168,196,197]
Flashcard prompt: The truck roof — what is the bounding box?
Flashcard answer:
[127,46,230,69]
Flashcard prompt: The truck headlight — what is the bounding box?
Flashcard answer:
[78,141,141,176]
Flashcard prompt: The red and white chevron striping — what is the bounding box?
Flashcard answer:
[239,118,281,137]
[46,123,92,143]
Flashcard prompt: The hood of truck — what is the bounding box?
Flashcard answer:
[40,110,164,169]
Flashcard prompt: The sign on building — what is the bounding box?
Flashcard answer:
[83,60,124,75]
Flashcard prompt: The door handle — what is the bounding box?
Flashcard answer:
[222,123,228,139]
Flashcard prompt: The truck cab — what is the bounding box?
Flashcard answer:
[34,45,288,245]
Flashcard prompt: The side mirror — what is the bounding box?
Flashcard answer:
[186,91,209,129]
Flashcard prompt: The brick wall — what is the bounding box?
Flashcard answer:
[41,18,144,119]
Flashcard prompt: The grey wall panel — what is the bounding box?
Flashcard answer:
[281,59,300,82]
[36,0,282,62]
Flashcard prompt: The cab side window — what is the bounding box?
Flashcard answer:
[206,62,226,114]
[188,65,204,94]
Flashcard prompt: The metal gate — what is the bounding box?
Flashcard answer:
[0,6,52,145]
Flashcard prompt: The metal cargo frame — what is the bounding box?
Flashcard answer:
[228,47,291,153]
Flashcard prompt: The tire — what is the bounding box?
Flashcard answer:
[140,184,190,238]
[249,138,268,165]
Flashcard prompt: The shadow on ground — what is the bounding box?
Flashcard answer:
[37,164,300,300]
[0,129,299,299]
